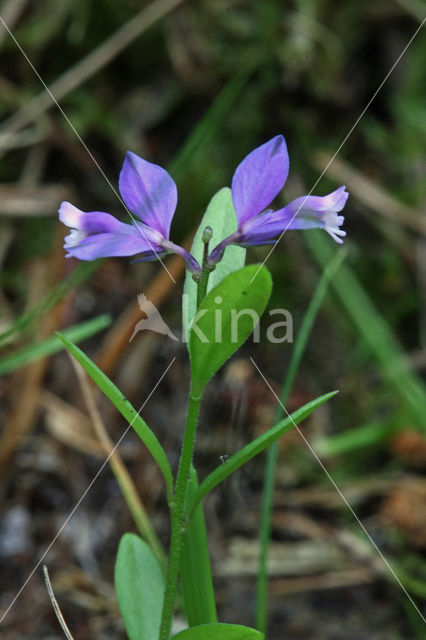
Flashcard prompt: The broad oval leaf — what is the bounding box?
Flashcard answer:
[183,187,246,339]
[189,264,272,396]
[115,533,165,640]
[172,622,264,640]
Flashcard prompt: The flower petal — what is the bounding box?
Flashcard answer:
[231,135,289,225]
[237,186,348,245]
[65,231,160,261]
[59,202,124,233]
[162,240,201,275]
[119,151,177,237]
[278,186,348,222]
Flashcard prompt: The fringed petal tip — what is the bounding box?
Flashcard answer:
[64,228,87,249]
[323,213,347,244]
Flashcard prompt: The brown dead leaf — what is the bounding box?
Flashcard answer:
[41,391,104,458]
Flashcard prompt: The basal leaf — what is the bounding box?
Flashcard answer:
[189,264,272,397]
[115,533,165,640]
[180,468,217,627]
[172,622,264,640]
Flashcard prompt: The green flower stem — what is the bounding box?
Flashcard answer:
[159,258,215,639]
[180,256,217,627]
[256,250,345,633]
[196,229,214,308]
[159,391,202,640]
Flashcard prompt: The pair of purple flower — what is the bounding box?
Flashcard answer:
[59,135,348,276]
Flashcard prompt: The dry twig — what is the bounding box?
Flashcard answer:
[43,566,75,640]
[69,356,166,567]
[0,0,30,49]
[0,0,187,147]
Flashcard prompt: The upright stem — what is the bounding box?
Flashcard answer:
[159,391,202,640]
[159,242,215,639]
[196,226,214,308]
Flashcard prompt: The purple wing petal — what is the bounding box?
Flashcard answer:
[59,202,124,233]
[65,231,161,261]
[278,186,348,220]
[161,240,201,276]
[119,151,177,237]
[231,135,289,225]
[238,186,348,245]
[273,186,348,243]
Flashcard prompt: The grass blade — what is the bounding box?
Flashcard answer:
[256,250,345,632]
[0,261,98,346]
[0,314,111,375]
[315,419,395,456]
[305,231,426,430]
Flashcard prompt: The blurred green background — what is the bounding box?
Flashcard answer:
[0,1,425,639]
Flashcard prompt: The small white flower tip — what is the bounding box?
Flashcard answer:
[59,202,82,228]
[323,211,346,244]
[64,229,86,248]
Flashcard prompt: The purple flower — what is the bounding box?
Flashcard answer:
[59,151,201,275]
[208,135,348,264]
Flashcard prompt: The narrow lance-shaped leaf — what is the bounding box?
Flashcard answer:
[183,187,246,338]
[57,333,173,500]
[188,391,338,514]
[180,467,218,627]
[189,264,272,397]
[172,622,264,640]
[115,533,165,640]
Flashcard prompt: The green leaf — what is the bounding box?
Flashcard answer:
[188,391,338,513]
[57,333,174,500]
[316,419,396,456]
[172,622,264,640]
[0,314,111,376]
[183,187,246,338]
[189,264,272,396]
[115,533,165,640]
[181,468,217,627]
